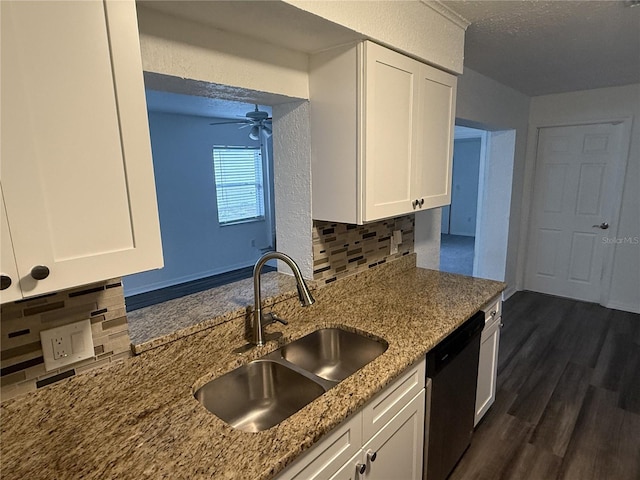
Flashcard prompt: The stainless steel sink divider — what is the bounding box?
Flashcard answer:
[261,349,339,392]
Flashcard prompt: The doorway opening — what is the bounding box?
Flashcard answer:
[441,128,483,275]
[440,124,516,282]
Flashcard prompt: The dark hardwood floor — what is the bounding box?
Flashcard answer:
[449,291,640,480]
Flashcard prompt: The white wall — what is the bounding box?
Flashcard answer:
[136,6,309,101]
[524,84,640,313]
[123,112,274,295]
[474,130,516,282]
[284,0,467,73]
[272,101,314,278]
[454,68,530,295]
[415,209,442,270]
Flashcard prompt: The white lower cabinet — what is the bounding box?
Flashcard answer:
[277,359,426,480]
[475,297,503,426]
[358,390,425,480]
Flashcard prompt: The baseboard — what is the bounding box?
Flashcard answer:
[502,285,517,301]
[603,300,640,314]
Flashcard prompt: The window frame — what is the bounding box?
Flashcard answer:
[212,145,266,226]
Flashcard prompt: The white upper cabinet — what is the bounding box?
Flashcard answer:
[310,41,456,224]
[0,0,163,302]
[1,189,22,303]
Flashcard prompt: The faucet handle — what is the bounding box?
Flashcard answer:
[262,312,288,327]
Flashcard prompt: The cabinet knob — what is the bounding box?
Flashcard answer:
[490,310,497,317]
[0,274,12,290]
[366,449,377,462]
[30,265,50,280]
[419,198,424,207]
[412,199,419,209]
[356,463,367,474]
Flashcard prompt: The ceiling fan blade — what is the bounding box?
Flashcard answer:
[209,119,251,126]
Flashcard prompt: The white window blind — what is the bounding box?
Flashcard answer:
[213,146,265,225]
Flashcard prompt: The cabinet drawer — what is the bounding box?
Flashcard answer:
[277,412,362,480]
[362,358,425,440]
[482,296,502,323]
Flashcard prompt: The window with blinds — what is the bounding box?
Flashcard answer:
[213,146,265,225]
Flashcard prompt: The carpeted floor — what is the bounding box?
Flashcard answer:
[440,234,475,276]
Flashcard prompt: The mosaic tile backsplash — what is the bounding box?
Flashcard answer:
[1,278,132,401]
[312,215,415,283]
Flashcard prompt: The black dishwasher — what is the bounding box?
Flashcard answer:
[424,310,485,480]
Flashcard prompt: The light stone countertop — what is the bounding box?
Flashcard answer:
[0,257,505,480]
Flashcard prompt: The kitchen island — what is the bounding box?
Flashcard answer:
[0,256,504,479]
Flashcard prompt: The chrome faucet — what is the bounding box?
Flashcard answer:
[252,251,315,346]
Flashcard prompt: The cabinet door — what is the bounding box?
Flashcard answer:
[362,42,420,222]
[0,188,22,303]
[330,452,364,480]
[363,390,425,480]
[362,358,425,440]
[414,64,457,210]
[1,0,162,299]
[475,315,501,425]
[276,413,362,480]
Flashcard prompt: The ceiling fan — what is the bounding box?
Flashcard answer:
[209,104,272,140]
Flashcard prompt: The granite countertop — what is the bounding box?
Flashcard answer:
[0,258,504,480]
[127,271,301,353]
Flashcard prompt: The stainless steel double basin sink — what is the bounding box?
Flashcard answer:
[194,328,388,432]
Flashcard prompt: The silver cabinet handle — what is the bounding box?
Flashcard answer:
[367,449,377,462]
[0,274,12,290]
[592,222,609,230]
[30,265,50,280]
[357,463,367,474]
[412,199,419,209]
[419,198,424,207]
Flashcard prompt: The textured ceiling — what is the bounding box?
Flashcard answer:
[442,0,640,96]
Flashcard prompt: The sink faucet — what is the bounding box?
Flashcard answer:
[252,251,315,346]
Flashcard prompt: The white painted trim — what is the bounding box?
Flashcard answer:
[420,1,471,29]
[604,300,640,314]
[518,115,634,308]
[598,117,634,307]
[472,131,489,277]
[502,285,517,301]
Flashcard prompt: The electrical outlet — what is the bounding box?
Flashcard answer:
[40,319,94,371]
[51,335,70,360]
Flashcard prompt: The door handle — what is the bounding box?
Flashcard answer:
[592,222,609,230]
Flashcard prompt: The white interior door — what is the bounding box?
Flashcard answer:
[525,122,628,302]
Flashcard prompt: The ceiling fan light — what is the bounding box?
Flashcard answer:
[249,125,260,140]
